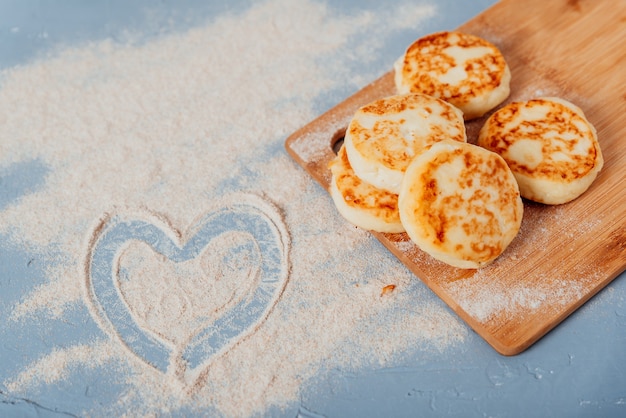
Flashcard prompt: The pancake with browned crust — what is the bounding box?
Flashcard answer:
[394,31,511,120]
[477,97,603,205]
[329,145,404,233]
[398,140,523,269]
[343,93,466,195]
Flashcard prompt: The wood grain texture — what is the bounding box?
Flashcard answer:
[285,0,626,355]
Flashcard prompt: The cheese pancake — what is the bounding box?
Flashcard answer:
[343,93,466,195]
[328,145,404,233]
[477,97,603,205]
[394,31,511,120]
[398,140,523,269]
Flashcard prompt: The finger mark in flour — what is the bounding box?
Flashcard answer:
[84,193,290,388]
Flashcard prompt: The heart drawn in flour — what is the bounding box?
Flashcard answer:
[84,193,290,389]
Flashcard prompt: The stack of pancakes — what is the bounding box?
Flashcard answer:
[328,31,603,269]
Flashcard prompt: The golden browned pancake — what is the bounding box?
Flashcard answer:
[398,140,523,269]
[328,145,404,233]
[477,97,604,205]
[394,31,511,120]
[343,93,466,195]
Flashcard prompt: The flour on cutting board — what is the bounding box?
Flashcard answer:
[443,206,604,323]
[0,1,468,417]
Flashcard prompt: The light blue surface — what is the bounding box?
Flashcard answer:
[1,1,625,417]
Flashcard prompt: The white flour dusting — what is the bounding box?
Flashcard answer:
[0,1,467,417]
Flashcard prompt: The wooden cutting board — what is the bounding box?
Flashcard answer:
[285,0,626,355]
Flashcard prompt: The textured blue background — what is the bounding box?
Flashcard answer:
[1,1,625,417]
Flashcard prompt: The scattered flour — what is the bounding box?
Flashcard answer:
[0,1,465,417]
[446,272,586,323]
[5,341,119,392]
